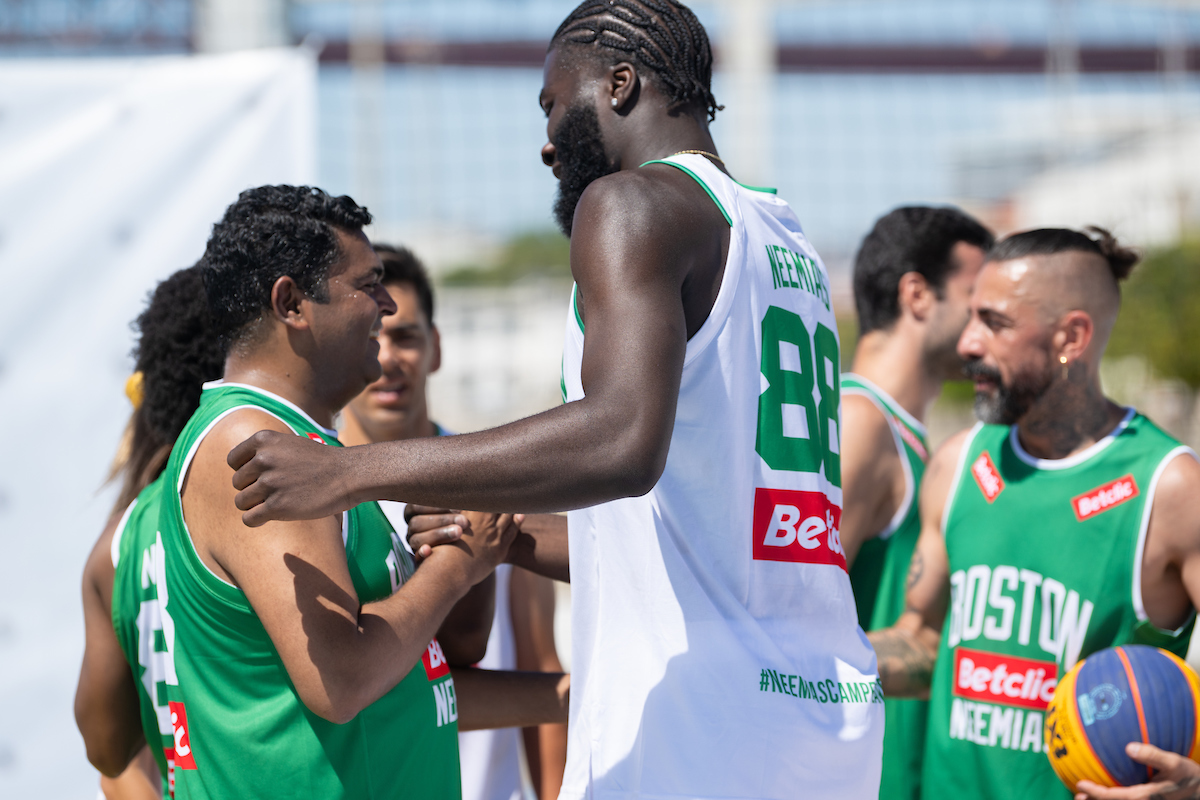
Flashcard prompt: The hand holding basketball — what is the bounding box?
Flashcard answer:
[1075,743,1200,799]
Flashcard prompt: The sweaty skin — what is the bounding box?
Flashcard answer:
[868,254,1200,703]
[226,49,731,531]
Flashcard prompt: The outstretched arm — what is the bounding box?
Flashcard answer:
[228,168,728,525]
[187,411,519,724]
[867,428,969,698]
[451,667,569,732]
[75,512,146,777]
[407,507,571,584]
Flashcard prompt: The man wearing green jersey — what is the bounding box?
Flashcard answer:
[841,207,991,800]
[152,185,552,799]
[869,227,1200,800]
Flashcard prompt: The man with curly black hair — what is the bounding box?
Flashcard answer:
[141,185,565,799]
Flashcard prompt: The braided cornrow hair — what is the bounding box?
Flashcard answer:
[552,0,723,121]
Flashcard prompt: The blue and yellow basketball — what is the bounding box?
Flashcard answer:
[1045,645,1200,790]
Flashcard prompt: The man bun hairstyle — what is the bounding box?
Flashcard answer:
[111,264,226,513]
[988,226,1140,282]
[853,206,995,335]
[374,243,435,326]
[202,185,372,345]
[552,0,722,121]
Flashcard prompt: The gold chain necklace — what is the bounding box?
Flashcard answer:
[669,149,725,165]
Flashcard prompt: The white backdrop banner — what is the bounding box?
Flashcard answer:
[0,48,315,797]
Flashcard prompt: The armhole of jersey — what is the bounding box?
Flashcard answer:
[841,387,912,541]
[176,405,301,592]
[941,423,985,539]
[570,283,584,334]
[110,496,139,569]
[639,159,733,226]
[1132,445,1199,626]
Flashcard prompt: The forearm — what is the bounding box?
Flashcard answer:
[868,626,939,699]
[308,557,476,722]
[348,398,667,513]
[508,514,569,583]
[76,584,146,776]
[451,667,570,731]
[437,572,496,666]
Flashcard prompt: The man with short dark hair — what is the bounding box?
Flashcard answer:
[841,206,992,800]
[868,227,1200,800]
[227,3,884,797]
[154,185,563,799]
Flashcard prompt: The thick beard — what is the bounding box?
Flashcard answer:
[964,358,1053,425]
[551,104,619,238]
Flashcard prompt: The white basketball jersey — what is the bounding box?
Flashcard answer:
[559,154,882,800]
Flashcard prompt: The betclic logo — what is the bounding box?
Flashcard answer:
[751,488,846,571]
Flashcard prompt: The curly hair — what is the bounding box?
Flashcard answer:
[552,0,722,121]
[201,185,373,345]
[988,226,1140,282]
[110,264,226,513]
[853,206,995,335]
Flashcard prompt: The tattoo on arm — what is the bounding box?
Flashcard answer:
[906,550,925,591]
[871,629,935,698]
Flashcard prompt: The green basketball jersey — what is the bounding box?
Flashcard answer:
[843,374,930,800]
[157,381,461,799]
[922,409,1196,800]
[110,476,173,796]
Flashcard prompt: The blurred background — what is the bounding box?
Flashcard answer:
[1,0,1199,796]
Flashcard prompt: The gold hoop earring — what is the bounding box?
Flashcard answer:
[1060,355,1069,380]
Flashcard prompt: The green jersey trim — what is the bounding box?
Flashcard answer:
[735,181,778,194]
[941,422,984,537]
[841,372,926,437]
[639,159,733,226]
[109,495,139,569]
[1008,407,1134,470]
[1132,445,1200,625]
[571,284,584,334]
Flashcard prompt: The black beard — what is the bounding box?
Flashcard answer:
[964,358,1053,425]
[551,104,619,238]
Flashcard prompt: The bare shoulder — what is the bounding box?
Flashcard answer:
[920,426,976,514]
[842,393,896,452]
[191,408,293,485]
[572,166,726,256]
[1148,449,1200,554]
[82,510,122,603]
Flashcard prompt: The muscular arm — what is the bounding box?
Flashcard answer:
[74,512,146,777]
[1138,451,1200,633]
[839,394,906,569]
[508,514,569,583]
[407,508,570,584]
[186,411,514,723]
[229,168,728,525]
[510,567,568,800]
[867,428,969,697]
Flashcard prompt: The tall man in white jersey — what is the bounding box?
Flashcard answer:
[226,2,883,797]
